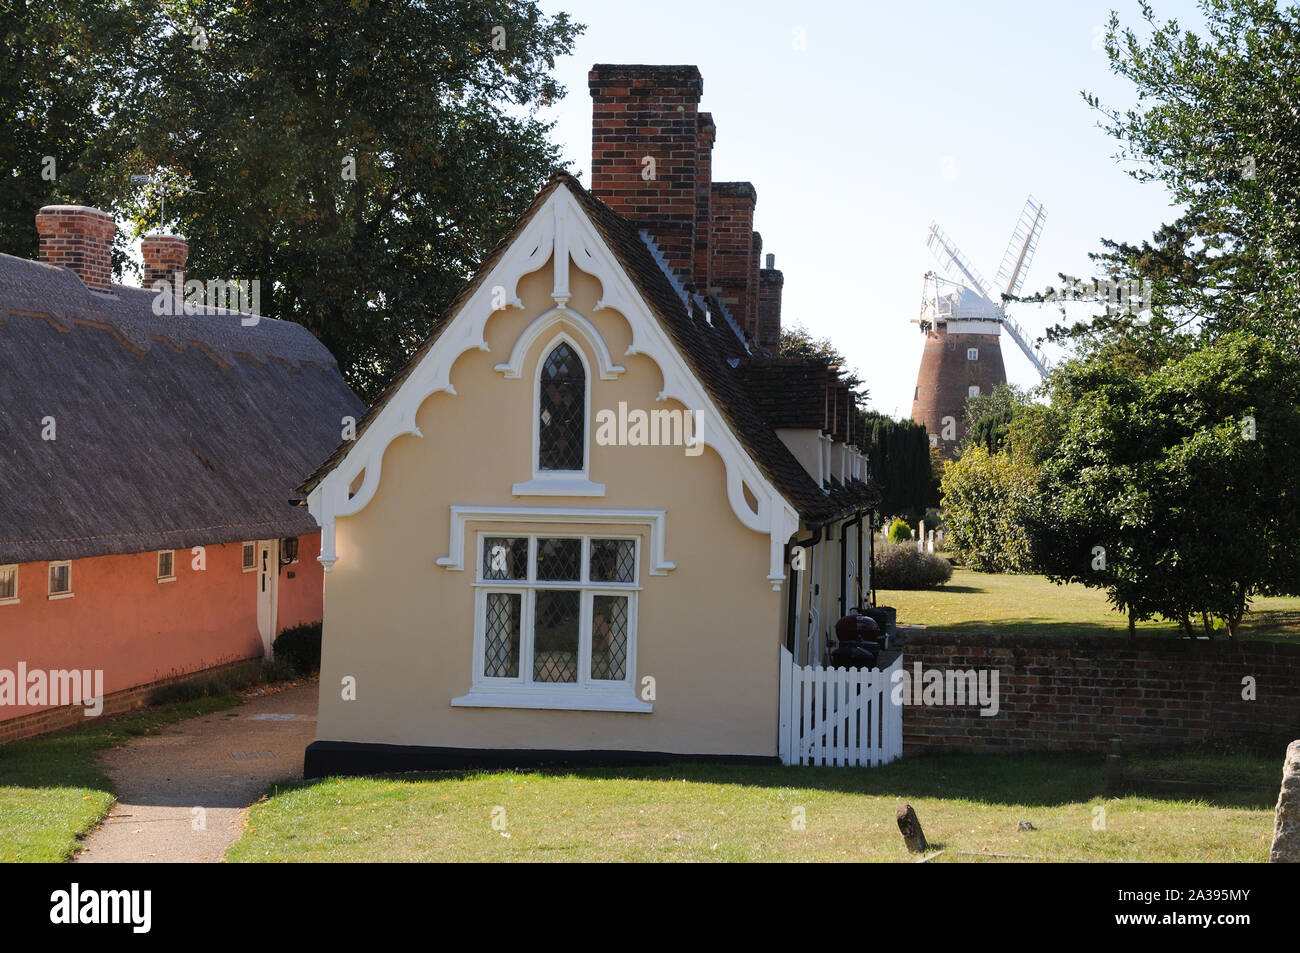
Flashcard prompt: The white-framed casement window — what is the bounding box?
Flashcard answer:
[452,532,649,712]
[242,541,257,572]
[968,385,980,398]
[512,337,604,497]
[48,561,72,599]
[0,565,17,605]
[967,347,979,361]
[157,550,176,582]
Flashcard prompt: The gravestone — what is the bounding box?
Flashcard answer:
[1270,740,1300,862]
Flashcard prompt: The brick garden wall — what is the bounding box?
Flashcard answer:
[901,632,1300,752]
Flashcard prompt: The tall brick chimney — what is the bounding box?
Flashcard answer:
[589,65,703,284]
[758,253,784,350]
[749,231,762,339]
[709,182,757,332]
[141,230,189,302]
[693,112,716,291]
[35,205,116,292]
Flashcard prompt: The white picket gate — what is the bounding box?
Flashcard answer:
[778,647,903,767]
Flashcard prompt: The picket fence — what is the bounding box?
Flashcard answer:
[778,647,903,767]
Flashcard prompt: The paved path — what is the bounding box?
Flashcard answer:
[74,680,318,863]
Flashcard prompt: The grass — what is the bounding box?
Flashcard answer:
[881,567,1300,640]
[0,695,242,862]
[227,753,1275,863]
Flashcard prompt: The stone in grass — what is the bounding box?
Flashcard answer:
[1270,740,1300,863]
[1017,820,1036,831]
[896,804,928,852]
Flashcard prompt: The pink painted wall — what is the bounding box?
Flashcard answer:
[0,535,322,721]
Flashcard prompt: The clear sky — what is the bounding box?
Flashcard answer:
[535,0,1202,417]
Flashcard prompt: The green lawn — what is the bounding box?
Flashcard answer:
[0,696,239,862]
[881,568,1300,639]
[228,754,1275,863]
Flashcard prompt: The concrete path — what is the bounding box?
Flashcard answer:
[74,680,318,863]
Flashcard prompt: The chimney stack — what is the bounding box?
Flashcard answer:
[693,112,716,292]
[141,231,189,303]
[589,65,704,284]
[35,206,115,292]
[708,182,757,332]
[759,254,784,351]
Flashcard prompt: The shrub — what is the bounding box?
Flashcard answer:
[886,518,913,542]
[873,540,953,589]
[147,657,295,706]
[940,444,1038,573]
[273,621,323,676]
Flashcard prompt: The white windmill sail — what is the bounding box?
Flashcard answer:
[921,198,1051,379]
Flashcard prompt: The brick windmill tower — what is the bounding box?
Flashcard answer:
[910,197,1049,456]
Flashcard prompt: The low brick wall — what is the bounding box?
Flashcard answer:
[0,658,257,744]
[900,632,1300,752]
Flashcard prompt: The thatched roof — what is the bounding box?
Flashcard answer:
[0,254,365,563]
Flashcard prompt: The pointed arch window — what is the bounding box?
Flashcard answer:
[538,342,586,472]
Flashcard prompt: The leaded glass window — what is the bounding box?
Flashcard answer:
[538,342,585,471]
[475,534,639,693]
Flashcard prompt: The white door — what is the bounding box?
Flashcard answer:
[256,539,280,656]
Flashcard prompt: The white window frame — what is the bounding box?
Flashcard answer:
[157,549,176,583]
[241,541,257,573]
[967,347,978,361]
[512,333,605,498]
[968,385,980,398]
[452,532,649,713]
[48,560,73,600]
[0,564,18,605]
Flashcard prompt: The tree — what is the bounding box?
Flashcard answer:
[960,383,1033,454]
[939,444,1038,574]
[5,0,583,400]
[1028,333,1300,638]
[1079,0,1300,350]
[863,412,938,523]
[778,322,864,394]
[0,0,148,261]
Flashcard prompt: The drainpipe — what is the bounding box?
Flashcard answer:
[784,524,823,654]
[838,517,848,619]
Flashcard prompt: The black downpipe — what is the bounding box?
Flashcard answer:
[784,525,823,652]
[838,518,848,619]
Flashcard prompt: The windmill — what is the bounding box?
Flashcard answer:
[910,197,1047,455]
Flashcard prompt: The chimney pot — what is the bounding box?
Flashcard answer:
[34,205,116,292]
[141,230,189,306]
[766,253,775,269]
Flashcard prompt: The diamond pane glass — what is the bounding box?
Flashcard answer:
[533,590,579,682]
[536,537,581,581]
[483,592,521,678]
[591,595,629,681]
[589,539,635,583]
[482,537,529,580]
[538,342,585,471]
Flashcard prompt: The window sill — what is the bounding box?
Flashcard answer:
[511,477,606,497]
[451,689,652,713]
[0,598,18,606]
[158,576,176,584]
[48,592,74,601]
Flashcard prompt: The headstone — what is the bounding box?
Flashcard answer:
[1270,740,1300,862]
[896,803,929,853]
[927,530,935,554]
[917,520,925,551]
